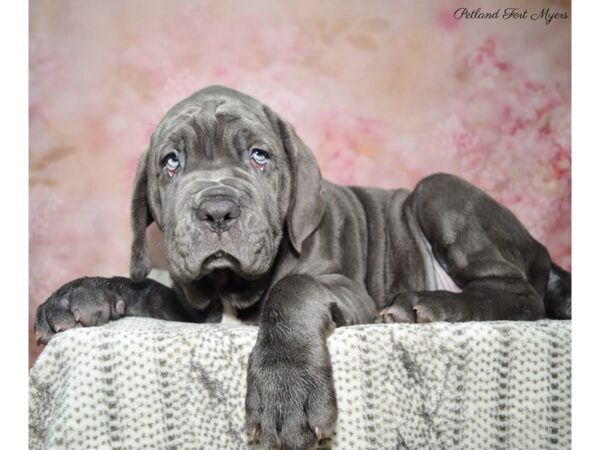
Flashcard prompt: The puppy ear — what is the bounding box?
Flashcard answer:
[129,149,153,282]
[277,117,326,254]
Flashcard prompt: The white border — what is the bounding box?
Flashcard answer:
[572,1,600,448]
[2,0,594,447]
[0,1,29,448]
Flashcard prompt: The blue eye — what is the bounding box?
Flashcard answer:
[164,153,180,176]
[250,148,269,170]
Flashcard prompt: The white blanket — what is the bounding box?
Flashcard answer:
[29,318,571,449]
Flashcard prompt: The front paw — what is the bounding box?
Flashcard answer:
[34,277,125,345]
[245,342,337,450]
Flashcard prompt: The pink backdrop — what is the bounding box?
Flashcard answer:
[29,0,571,365]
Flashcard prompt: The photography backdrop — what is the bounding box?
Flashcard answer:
[29,0,571,365]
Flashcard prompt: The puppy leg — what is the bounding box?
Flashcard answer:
[34,276,193,345]
[400,173,554,322]
[246,274,375,450]
[411,277,545,323]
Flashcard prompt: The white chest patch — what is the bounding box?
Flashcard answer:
[147,269,244,325]
[220,299,243,325]
[423,238,463,293]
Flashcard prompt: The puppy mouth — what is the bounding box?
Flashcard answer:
[201,250,239,272]
[198,251,265,281]
[166,216,275,282]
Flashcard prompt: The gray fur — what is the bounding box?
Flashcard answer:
[35,86,571,450]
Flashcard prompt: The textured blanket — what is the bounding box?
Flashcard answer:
[29,318,571,450]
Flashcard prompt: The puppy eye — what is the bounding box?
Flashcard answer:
[250,148,269,171]
[163,152,180,177]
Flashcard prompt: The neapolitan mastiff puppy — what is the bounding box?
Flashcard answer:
[35,86,571,450]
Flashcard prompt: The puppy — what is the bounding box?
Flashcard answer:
[35,86,571,450]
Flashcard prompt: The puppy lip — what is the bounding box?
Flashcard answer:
[200,251,240,273]
[196,251,267,281]
[205,250,235,263]
[169,249,266,283]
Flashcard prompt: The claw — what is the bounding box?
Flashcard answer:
[115,299,126,316]
[250,425,261,442]
[73,308,81,323]
[378,310,392,324]
[413,305,430,323]
[314,426,324,441]
[35,331,42,346]
[384,313,396,324]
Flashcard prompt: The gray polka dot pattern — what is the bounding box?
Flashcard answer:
[29,318,571,449]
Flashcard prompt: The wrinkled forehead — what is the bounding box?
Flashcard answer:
[153,92,271,144]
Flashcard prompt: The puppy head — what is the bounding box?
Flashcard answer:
[129,86,325,296]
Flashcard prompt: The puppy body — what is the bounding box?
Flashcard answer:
[35,86,570,450]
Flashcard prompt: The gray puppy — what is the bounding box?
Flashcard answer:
[35,86,571,450]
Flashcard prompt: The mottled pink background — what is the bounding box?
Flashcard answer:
[29,0,571,365]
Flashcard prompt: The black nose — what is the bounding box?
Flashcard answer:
[196,197,241,233]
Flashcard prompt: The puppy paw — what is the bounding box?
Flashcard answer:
[377,292,419,323]
[413,296,461,323]
[377,304,415,323]
[245,341,337,450]
[34,278,125,345]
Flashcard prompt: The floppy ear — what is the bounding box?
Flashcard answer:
[277,117,326,254]
[129,149,154,282]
